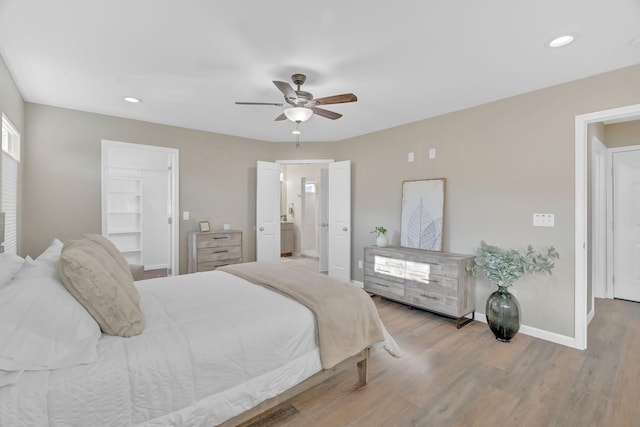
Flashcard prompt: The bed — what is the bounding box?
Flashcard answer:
[0,235,399,426]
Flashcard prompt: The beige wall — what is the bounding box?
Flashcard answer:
[336,64,640,337]
[22,103,285,274]
[604,120,640,148]
[9,52,640,339]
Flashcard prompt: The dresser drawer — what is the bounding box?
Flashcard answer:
[405,286,458,316]
[197,258,242,272]
[196,232,241,249]
[198,245,242,263]
[363,274,404,298]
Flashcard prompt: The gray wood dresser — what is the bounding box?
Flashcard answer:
[364,246,475,328]
[188,230,243,273]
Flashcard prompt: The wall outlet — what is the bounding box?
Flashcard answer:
[183,211,190,221]
[428,148,436,159]
[533,213,554,227]
[358,260,363,269]
[408,152,414,162]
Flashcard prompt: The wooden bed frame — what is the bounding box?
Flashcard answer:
[221,348,370,427]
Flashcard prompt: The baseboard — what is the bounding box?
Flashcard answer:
[470,312,579,349]
[587,308,595,325]
[351,280,364,289]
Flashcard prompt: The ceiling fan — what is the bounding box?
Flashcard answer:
[235,73,357,123]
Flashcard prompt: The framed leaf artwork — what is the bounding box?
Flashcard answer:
[400,178,445,251]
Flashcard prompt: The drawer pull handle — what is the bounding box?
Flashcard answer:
[416,278,438,284]
[213,236,229,240]
[377,269,391,274]
[376,283,390,288]
[214,250,228,253]
[421,294,438,299]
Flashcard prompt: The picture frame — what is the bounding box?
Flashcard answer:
[199,221,211,232]
[400,178,445,251]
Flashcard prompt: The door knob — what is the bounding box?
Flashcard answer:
[320,223,327,227]
[259,227,264,231]
[343,227,348,231]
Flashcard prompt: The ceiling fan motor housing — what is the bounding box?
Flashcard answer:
[291,73,307,86]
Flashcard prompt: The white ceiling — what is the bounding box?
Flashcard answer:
[0,0,639,142]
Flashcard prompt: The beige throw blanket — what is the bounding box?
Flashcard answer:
[219,262,385,369]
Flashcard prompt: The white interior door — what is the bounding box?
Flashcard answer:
[256,161,281,262]
[318,168,329,272]
[612,149,640,302]
[142,169,170,270]
[328,160,351,282]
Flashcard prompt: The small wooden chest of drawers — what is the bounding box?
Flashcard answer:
[364,246,475,328]
[188,230,243,273]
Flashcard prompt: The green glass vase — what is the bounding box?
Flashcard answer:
[485,286,520,342]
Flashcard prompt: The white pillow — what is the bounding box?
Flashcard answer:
[35,238,63,269]
[0,253,25,289]
[0,274,102,373]
[14,256,58,280]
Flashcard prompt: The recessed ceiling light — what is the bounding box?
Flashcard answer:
[123,96,142,103]
[292,130,301,135]
[547,33,578,48]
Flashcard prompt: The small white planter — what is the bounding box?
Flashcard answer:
[376,234,389,247]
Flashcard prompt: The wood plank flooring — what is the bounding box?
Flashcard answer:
[247,296,640,427]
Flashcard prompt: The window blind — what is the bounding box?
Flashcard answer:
[2,151,17,254]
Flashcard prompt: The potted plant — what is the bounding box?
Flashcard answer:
[371,226,389,247]
[467,241,559,342]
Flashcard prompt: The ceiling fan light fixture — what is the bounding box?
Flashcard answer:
[284,107,313,122]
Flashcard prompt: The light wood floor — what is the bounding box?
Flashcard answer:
[250,296,640,427]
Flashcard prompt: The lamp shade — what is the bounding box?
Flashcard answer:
[284,107,313,122]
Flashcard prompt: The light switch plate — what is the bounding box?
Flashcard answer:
[183,211,190,221]
[429,148,436,159]
[533,213,554,227]
[408,152,414,162]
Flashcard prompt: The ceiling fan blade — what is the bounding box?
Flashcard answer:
[235,102,284,106]
[311,107,342,120]
[273,81,297,101]
[274,113,287,121]
[313,93,357,105]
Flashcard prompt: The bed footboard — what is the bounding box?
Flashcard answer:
[222,348,370,427]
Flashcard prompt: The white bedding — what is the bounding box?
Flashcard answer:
[0,270,323,426]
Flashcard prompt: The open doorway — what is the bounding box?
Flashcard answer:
[576,103,640,350]
[279,162,329,273]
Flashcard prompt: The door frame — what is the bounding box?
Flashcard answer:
[575,103,640,350]
[591,136,607,305]
[101,140,180,276]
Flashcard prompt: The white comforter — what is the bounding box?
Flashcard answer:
[0,271,323,426]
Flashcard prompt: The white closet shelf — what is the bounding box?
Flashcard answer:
[108,230,142,235]
[119,248,142,254]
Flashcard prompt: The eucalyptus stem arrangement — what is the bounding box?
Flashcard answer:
[467,241,559,288]
[371,226,388,237]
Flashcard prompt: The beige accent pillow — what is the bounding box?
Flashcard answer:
[83,234,133,279]
[58,238,144,337]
